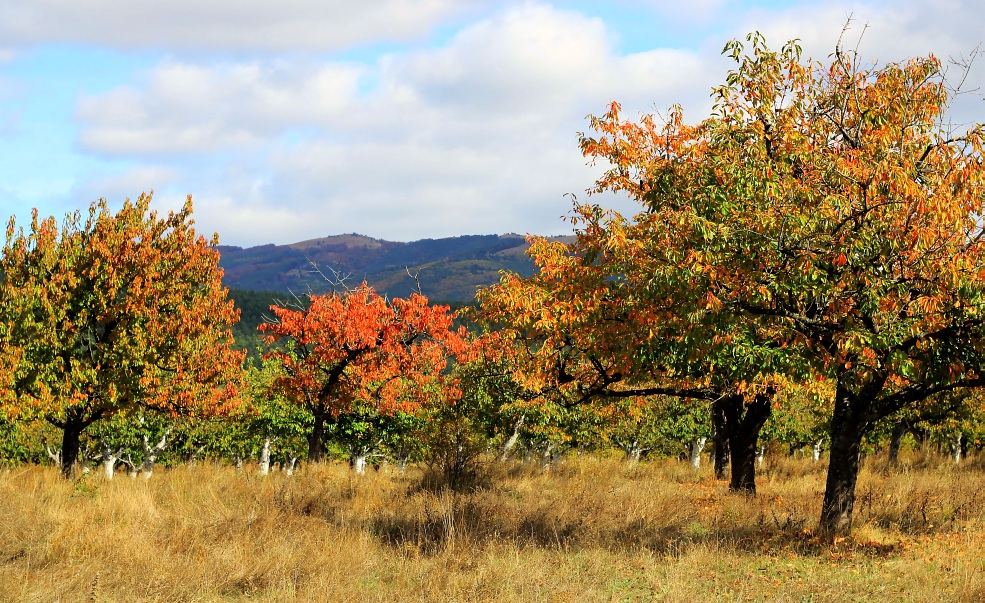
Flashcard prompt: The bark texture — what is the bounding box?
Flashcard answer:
[711,400,730,480]
[307,405,328,463]
[721,393,773,494]
[258,436,273,476]
[819,390,866,536]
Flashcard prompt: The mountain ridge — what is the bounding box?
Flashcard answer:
[218,232,572,302]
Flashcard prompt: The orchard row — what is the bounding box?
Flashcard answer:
[3,35,985,539]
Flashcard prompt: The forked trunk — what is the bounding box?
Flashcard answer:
[125,456,139,479]
[722,393,772,494]
[100,439,121,480]
[711,400,729,480]
[819,392,866,537]
[689,437,707,469]
[141,432,169,479]
[285,456,298,476]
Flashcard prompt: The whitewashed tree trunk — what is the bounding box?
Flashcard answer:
[117,453,138,479]
[623,440,643,464]
[755,445,765,468]
[233,453,244,473]
[100,439,124,480]
[285,456,298,476]
[539,443,555,473]
[352,453,368,475]
[397,454,409,475]
[77,445,99,475]
[45,445,61,468]
[950,434,963,464]
[689,437,707,469]
[811,440,823,463]
[124,455,139,479]
[258,436,273,476]
[499,415,525,462]
[185,444,206,468]
[142,431,169,479]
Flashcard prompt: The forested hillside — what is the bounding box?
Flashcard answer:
[218,233,562,302]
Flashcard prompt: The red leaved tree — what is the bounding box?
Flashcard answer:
[260,284,464,462]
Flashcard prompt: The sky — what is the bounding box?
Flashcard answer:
[0,0,983,247]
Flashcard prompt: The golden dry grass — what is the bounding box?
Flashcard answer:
[0,454,983,602]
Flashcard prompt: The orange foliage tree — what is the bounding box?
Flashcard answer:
[477,227,791,493]
[577,33,985,535]
[0,194,244,477]
[260,284,464,462]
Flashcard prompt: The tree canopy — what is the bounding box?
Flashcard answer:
[0,194,244,476]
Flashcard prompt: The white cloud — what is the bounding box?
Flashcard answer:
[67,0,985,246]
[0,0,482,51]
[76,61,363,154]
[72,4,713,245]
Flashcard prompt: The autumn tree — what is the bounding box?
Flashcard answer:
[260,284,464,463]
[579,33,985,535]
[477,227,789,492]
[0,195,244,477]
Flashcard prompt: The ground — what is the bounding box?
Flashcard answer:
[0,454,982,602]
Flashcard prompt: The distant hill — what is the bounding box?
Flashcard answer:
[218,233,573,302]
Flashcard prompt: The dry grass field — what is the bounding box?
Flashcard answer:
[0,454,983,602]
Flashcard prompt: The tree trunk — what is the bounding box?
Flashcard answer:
[887,421,907,466]
[285,456,298,476]
[712,400,729,480]
[689,437,707,469]
[258,436,273,476]
[351,453,368,475]
[124,456,139,479]
[755,445,765,468]
[100,439,120,480]
[722,393,772,494]
[539,443,555,473]
[950,433,963,465]
[60,419,86,479]
[45,445,62,468]
[499,415,525,462]
[623,440,642,464]
[141,432,169,479]
[812,439,824,463]
[308,407,327,463]
[819,390,866,537]
[233,453,244,472]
